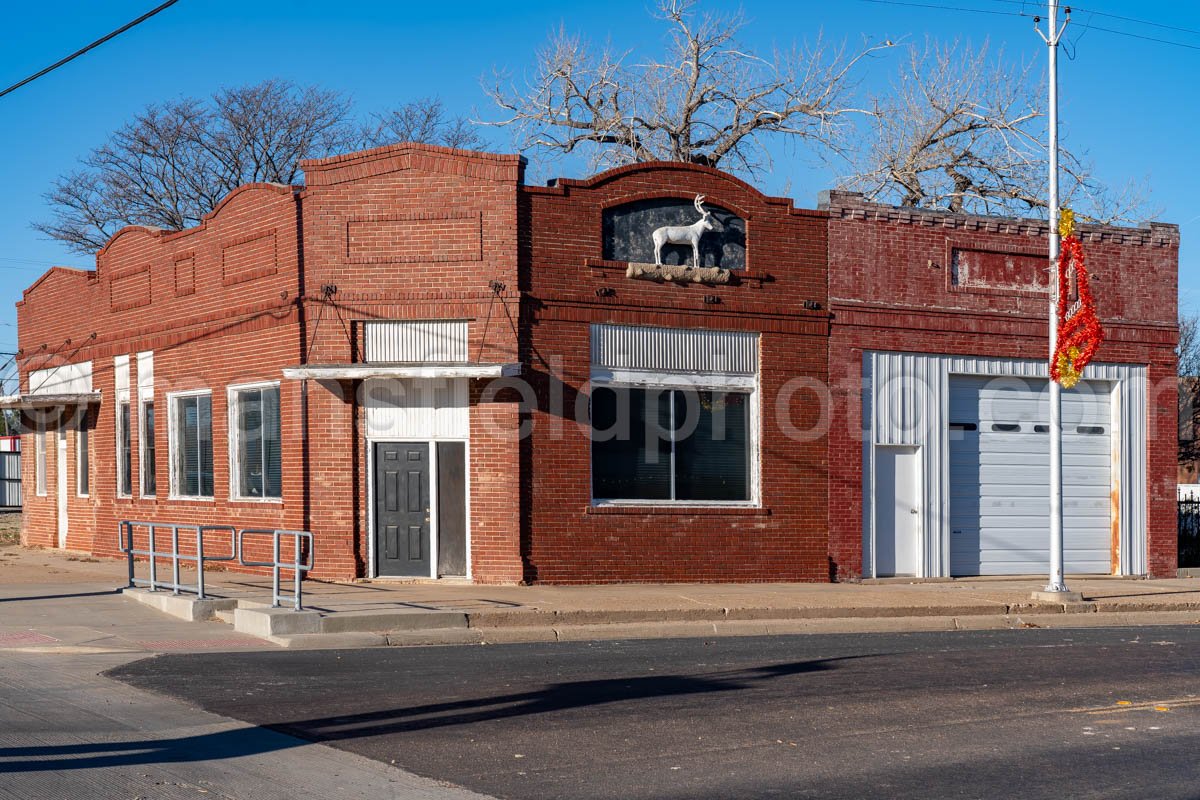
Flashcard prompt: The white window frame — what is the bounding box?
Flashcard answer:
[167,389,214,501]
[227,381,283,503]
[114,355,131,498]
[588,369,761,508]
[76,422,89,498]
[34,429,46,497]
[137,351,155,498]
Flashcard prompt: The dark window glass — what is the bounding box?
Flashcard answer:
[77,424,89,496]
[174,395,213,497]
[591,387,672,500]
[674,391,749,501]
[591,387,751,502]
[142,402,156,496]
[236,387,282,498]
[118,402,131,495]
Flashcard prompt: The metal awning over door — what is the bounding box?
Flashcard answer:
[948,375,1112,576]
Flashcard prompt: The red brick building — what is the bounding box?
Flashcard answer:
[12,143,1179,583]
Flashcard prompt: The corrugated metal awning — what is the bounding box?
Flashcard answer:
[282,363,522,380]
[0,392,101,409]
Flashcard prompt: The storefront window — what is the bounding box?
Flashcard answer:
[591,387,751,503]
[171,393,213,498]
[231,385,281,499]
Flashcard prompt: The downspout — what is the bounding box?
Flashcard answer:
[294,188,311,543]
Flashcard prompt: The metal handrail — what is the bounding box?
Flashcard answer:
[237,528,313,610]
[117,521,237,599]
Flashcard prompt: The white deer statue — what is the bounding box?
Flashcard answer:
[652,194,715,267]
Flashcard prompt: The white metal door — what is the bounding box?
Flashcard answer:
[56,428,67,549]
[875,445,921,576]
[949,376,1111,575]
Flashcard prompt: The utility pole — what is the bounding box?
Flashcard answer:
[1035,2,1078,600]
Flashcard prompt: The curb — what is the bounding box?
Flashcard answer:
[265,610,1200,648]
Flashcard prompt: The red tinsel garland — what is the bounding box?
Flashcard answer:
[1050,234,1104,388]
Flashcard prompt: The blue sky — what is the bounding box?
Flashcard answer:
[1,0,1196,371]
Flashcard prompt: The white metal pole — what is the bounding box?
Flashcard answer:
[1045,0,1068,593]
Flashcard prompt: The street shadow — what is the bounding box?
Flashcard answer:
[0,589,120,603]
[278,656,856,740]
[3,657,857,773]
[0,726,303,774]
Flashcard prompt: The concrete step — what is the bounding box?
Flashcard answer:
[122,588,239,622]
[214,609,235,625]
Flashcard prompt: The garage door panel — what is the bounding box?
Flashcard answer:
[948,375,1111,576]
[959,452,1106,469]
[958,465,1109,486]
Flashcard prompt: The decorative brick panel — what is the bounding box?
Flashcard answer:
[346,212,483,264]
[221,229,278,286]
[109,266,151,311]
[174,254,196,297]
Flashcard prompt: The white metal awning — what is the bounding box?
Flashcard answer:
[282,363,522,381]
[0,392,101,409]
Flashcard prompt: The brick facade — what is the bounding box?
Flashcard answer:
[520,164,830,583]
[823,190,1179,578]
[14,144,1181,583]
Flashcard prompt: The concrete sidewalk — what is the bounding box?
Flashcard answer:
[9,543,1200,647]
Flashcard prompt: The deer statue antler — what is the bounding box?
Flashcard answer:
[694,194,707,214]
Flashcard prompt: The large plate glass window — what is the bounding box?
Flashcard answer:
[591,387,751,502]
[170,393,213,498]
[230,384,281,499]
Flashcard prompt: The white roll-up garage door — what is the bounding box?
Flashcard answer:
[948,375,1112,575]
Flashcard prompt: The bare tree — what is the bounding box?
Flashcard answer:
[837,39,1148,223]
[362,97,484,151]
[36,81,481,254]
[485,0,891,176]
[1179,312,1200,474]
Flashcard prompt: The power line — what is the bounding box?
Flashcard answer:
[0,1,181,101]
[0,256,86,268]
[858,0,1020,16]
[1069,21,1200,52]
[983,0,1200,38]
[862,0,1200,52]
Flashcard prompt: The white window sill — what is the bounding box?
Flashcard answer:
[587,501,767,516]
[167,495,215,502]
[229,496,284,504]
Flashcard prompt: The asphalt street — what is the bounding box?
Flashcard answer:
[109,626,1200,799]
[0,548,490,800]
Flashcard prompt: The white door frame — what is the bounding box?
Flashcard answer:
[365,437,472,580]
[55,428,68,549]
[873,444,922,577]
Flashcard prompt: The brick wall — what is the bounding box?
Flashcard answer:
[17,183,305,571]
[520,162,832,583]
[298,143,526,581]
[824,191,1180,579]
[15,151,1181,586]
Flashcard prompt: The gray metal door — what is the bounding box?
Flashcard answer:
[374,442,430,577]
